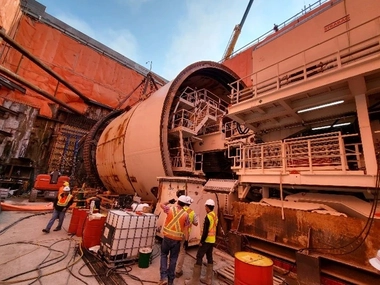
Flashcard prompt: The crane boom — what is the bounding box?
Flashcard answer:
[221,0,254,62]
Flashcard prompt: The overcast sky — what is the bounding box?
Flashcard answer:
[37,0,320,80]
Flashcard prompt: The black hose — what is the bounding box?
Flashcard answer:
[0,212,49,235]
[0,241,66,281]
[65,245,89,285]
[299,164,380,255]
[236,122,249,135]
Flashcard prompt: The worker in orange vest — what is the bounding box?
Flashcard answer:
[185,199,218,285]
[158,195,190,285]
[42,186,73,233]
[175,195,198,278]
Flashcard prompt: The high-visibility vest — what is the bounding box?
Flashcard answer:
[205,211,218,243]
[163,206,187,240]
[58,186,64,196]
[184,206,195,234]
[57,194,73,207]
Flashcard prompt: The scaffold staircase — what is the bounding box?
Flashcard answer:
[169,87,228,174]
[193,100,218,133]
[171,137,195,173]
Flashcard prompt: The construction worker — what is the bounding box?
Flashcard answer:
[58,181,70,196]
[185,199,218,285]
[175,195,199,278]
[159,195,190,285]
[42,186,73,233]
[49,169,61,184]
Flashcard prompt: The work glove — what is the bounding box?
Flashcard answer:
[168,198,176,204]
[183,240,189,250]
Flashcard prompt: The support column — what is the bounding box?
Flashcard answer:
[261,186,270,198]
[355,93,377,175]
[296,251,321,285]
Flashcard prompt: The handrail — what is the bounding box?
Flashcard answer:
[284,131,340,142]
[229,15,380,105]
[229,132,364,172]
[179,86,197,103]
[171,109,195,130]
[197,89,229,113]
[178,87,228,113]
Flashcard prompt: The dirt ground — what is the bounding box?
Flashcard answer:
[0,196,235,285]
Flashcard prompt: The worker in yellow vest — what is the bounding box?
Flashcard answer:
[175,195,198,278]
[185,199,218,285]
[159,195,190,285]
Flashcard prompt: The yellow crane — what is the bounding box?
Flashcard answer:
[221,0,254,61]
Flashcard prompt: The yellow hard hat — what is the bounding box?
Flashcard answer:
[63,181,69,186]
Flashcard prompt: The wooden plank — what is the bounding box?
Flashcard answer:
[217,272,234,282]
[216,274,234,285]
[216,264,234,284]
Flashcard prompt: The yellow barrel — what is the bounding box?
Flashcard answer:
[234,252,273,285]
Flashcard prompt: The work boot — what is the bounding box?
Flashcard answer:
[53,227,61,231]
[200,264,213,285]
[42,229,50,233]
[184,264,201,285]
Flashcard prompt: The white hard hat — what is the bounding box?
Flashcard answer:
[205,199,215,206]
[369,250,380,271]
[186,196,194,205]
[178,195,188,204]
[63,186,71,192]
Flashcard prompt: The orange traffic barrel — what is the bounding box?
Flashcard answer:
[68,208,87,234]
[82,216,106,249]
[234,252,273,285]
[75,209,89,237]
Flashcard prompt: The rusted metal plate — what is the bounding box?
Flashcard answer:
[228,231,242,255]
[96,106,139,196]
[296,252,321,285]
[231,202,380,273]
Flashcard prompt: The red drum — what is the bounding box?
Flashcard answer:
[68,208,87,234]
[82,216,106,249]
[234,252,273,285]
[75,209,89,237]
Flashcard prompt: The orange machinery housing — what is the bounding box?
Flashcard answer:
[33,174,70,199]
